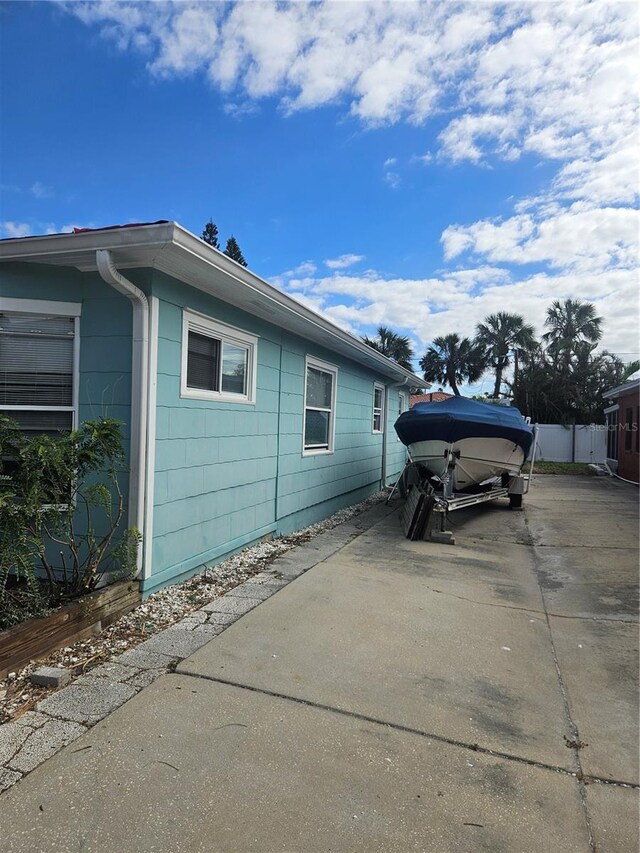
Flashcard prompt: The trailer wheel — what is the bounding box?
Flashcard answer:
[509,493,523,509]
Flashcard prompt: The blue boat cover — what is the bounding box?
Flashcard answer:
[395,396,533,454]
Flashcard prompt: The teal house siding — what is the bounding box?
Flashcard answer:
[1,223,424,596]
[145,270,407,594]
[0,262,138,444]
[385,387,410,487]
[273,339,389,535]
[0,262,136,546]
[148,272,280,593]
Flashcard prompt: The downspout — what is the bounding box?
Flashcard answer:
[96,250,148,576]
[390,376,416,485]
[383,375,415,489]
[381,383,389,488]
[275,339,283,526]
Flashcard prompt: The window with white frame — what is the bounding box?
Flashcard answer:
[372,383,385,433]
[303,356,337,454]
[0,305,79,436]
[181,310,257,403]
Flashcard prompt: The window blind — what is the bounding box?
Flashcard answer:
[187,331,220,391]
[0,312,74,407]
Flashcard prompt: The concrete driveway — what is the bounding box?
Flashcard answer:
[1,475,638,852]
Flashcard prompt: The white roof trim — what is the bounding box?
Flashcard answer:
[603,378,640,399]
[0,223,427,387]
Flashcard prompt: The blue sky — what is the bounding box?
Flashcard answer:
[1,1,638,388]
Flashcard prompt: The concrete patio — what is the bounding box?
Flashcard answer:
[1,475,638,852]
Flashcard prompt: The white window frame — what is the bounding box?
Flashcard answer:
[605,404,619,462]
[181,309,258,404]
[0,297,81,433]
[372,383,385,434]
[303,355,338,456]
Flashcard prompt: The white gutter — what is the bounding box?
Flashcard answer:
[0,223,428,387]
[172,226,427,387]
[603,378,640,399]
[96,249,148,576]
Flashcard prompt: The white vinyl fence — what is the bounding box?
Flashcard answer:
[534,424,607,464]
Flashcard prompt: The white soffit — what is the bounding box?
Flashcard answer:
[0,223,426,386]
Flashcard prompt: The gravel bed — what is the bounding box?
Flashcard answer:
[0,491,386,726]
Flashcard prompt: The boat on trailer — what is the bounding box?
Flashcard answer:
[394,396,534,493]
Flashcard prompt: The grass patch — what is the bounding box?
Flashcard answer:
[531,461,595,475]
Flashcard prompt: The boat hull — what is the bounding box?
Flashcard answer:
[407,436,527,490]
[395,396,533,492]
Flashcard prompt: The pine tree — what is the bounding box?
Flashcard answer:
[201,219,220,250]
[224,236,247,267]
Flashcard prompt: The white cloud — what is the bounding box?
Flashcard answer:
[0,221,90,239]
[271,262,638,365]
[414,151,433,165]
[1,222,32,238]
[223,100,259,120]
[324,254,364,270]
[66,1,639,361]
[30,182,53,199]
[441,204,639,272]
[67,3,638,200]
[383,156,401,189]
[277,260,318,278]
[291,260,317,277]
[384,171,400,190]
[438,113,518,164]
[47,223,85,234]
[552,136,640,206]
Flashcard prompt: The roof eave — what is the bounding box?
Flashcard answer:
[603,378,640,399]
[0,222,176,261]
[0,223,428,388]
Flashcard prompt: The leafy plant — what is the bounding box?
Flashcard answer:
[420,333,485,395]
[0,417,140,628]
[475,312,536,399]
[362,326,415,371]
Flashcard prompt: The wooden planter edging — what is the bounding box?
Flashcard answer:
[0,580,141,680]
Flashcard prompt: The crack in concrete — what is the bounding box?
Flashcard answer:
[424,586,638,624]
[2,716,89,780]
[177,668,639,791]
[523,509,597,853]
[528,543,637,551]
[464,538,637,552]
[2,735,32,770]
[1,716,51,770]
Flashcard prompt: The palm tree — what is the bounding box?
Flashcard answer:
[419,333,485,396]
[620,360,640,383]
[362,326,415,371]
[542,299,602,368]
[475,312,536,399]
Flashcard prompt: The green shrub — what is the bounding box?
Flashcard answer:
[0,416,140,629]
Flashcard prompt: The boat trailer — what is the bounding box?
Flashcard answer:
[389,427,539,544]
